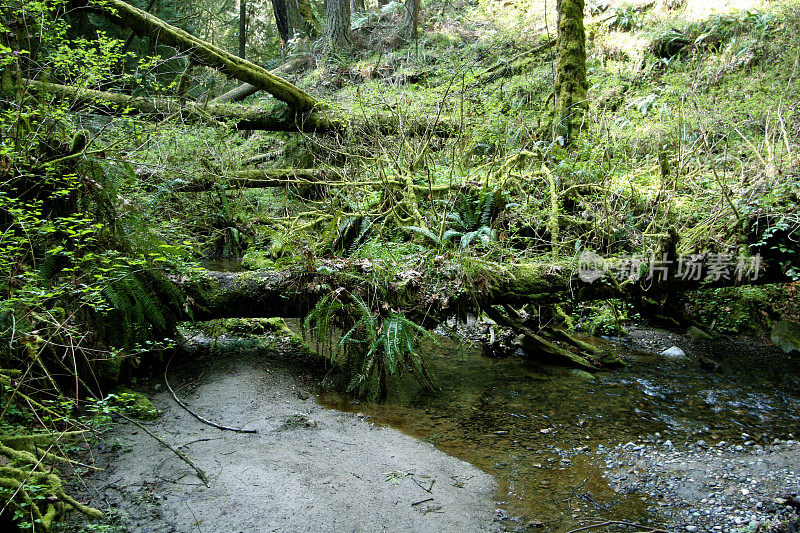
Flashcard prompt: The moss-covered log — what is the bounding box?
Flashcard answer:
[89,0,317,110]
[210,83,260,105]
[168,168,333,191]
[29,78,457,136]
[183,258,790,324]
[27,78,341,132]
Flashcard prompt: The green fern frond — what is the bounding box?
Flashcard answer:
[131,274,167,331]
[442,229,463,242]
[480,189,495,228]
[403,225,441,246]
[347,218,375,256]
[38,254,60,281]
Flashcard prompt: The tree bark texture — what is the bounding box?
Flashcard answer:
[325,0,351,51]
[554,0,587,144]
[91,0,317,110]
[404,0,420,40]
[239,0,247,58]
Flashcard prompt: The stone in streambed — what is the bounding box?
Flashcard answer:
[660,346,688,360]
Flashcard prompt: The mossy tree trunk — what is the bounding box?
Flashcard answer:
[325,0,351,52]
[554,0,588,144]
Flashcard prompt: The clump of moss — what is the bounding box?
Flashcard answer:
[109,388,160,421]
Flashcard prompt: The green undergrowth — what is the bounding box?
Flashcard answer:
[680,284,792,336]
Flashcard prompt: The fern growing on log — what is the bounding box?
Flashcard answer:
[304,292,437,400]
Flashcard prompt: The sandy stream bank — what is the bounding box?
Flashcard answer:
[65,345,499,532]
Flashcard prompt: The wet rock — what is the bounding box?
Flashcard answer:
[687,326,713,340]
[771,320,800,354]
[661,346,688,360]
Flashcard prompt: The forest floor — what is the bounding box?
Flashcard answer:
[61,341,499,533]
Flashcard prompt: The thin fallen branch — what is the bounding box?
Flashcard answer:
[117,412,210,487]
[164,355,257,434]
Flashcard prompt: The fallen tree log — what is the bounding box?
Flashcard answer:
[182,256,791,325]
[28,79,341,132]
[88,0,317,111]
[168,168,333,191]
[210,83,260,105]
[29,78,457,136]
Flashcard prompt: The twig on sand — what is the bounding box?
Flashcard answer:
[411,497,434,506]
[411,477,435,493]
[165,355,257,434]
[117,413,210,487]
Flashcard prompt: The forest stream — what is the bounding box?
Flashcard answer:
[317,327,800,530]
[71,325,800,532]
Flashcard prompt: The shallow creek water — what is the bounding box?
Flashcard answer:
[316,333,800,530]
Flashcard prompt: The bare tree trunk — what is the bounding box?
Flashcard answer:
[274,0,316,43]
[326,0,351,51]
[403,0,420,40]
[554,0,587,144]
[351,0,365,13]
[239,0,247,58]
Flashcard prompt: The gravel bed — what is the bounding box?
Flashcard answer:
[599,435,800,532]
